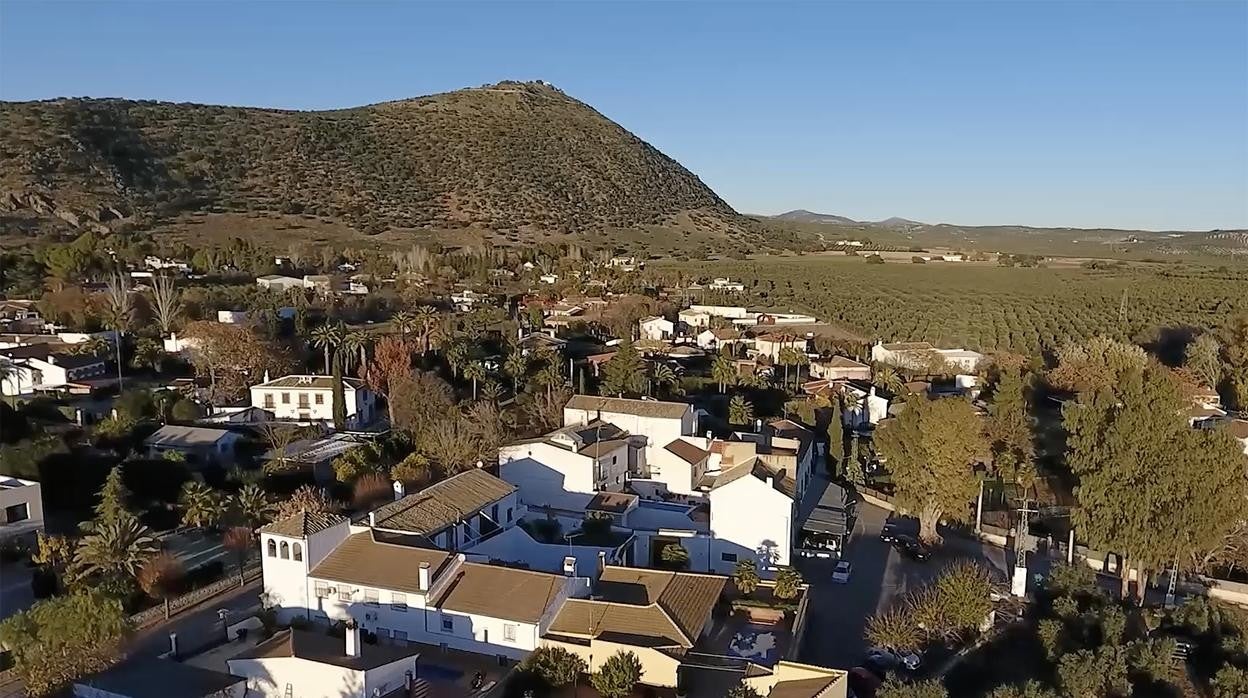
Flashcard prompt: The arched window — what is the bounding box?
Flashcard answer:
[292,543,303,562]
[279,541,289,559]
[267,539,277,557]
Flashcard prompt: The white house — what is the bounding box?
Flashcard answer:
[808,356,871,382]
[217,310,249,324]
[500,421,637,497]
[227,626,419,698]
[145,425,242,466]
[870,340,983,374]
[638,316,675,342]
[645,438,712,496]
[801,379,890,427]
[250,375,376,428]
[369,469,520,552]
[689,304,750,321]
[678,308,712,330]
[562,396,698,461]
[708,278,745,292]
[74,658,245,698]
[695,328,742,352]
[539,274,559,284]
[754,333,807,361]
[709,458,798,574]
[256,275,305,292]
[0,477,44,545]
[0,349,109,396]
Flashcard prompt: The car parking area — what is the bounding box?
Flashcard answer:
[796,499,1009,672]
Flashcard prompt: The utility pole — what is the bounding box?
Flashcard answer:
[1012,498,1038,598]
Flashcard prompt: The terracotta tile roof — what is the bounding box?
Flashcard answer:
[254,374,365,390]
[589,566,727,644]
[664,439,710,465]
[1226,419,1248,440]
[371,469,516,536]
[816,355,868,369]
[310,531,454,595]
[231,628,419,671]
[587,491,638,514]
[547,599,688,647]
[711,459,796,499]
[767,676,843,698]
[565,395,691,420]
[259,511,347,538]
[434,563,564,623]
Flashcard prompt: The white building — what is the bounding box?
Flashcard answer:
[500,421,637,497]
[539,274,559,284]
[808,356,871,382]
[0,477,44,545]
[695,328,743,353]
[708,278,745,292]
[369,469,520,552]
[638,316,675,342]
[689,304,750,321]
[754,333,807,361]
[1,349,109,396]
[145,425,242,466]
[217,310,249,324]
[250,375,376,428]
[256,275,306,292]
[562,396,698,462]
[227,626,419,698]
[678,308,712,330]
[870,340,984,374]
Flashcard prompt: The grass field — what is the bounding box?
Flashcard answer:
[657,255,1248,356]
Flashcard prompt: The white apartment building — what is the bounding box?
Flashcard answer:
[500,420,637,498]
[0,350,108,396]
[250,375,376,427]
[563,396,698,461]
[0,477,44,545]
[256,275,305,292]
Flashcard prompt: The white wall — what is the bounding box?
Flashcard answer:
[499,442,629,496]
[463,525,622,575]
[0,479,44,542]
[250,385,375,426]
[261,521,350,622]
[709,479,792,575]
[229,657,364,698]
[562,408,696,462]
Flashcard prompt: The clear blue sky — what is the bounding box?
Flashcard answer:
[3,1,1246,231]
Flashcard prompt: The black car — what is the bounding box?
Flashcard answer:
[879,522,902,543]
[893,536,931,562]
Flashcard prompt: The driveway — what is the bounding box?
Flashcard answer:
[796,500,1010,670]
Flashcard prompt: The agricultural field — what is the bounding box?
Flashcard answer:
[658,255,1248,356]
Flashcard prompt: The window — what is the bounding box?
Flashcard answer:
[279,541,289,559]
[263,393,275,409]
[391,592,407,611]
[507,508,513,522]
[376,627,391,639]
[298,394,309,408]
[281,392,290,404]
[721,552,738,563]
[441,615,454,632]
[393,630,409,644]
[314,393,324,405]
[314,582,329,598]
[503,624,518,642]
[491,504,499,522]
[292,543,303,561]
[338,587,352,602]
[267,539,277,557]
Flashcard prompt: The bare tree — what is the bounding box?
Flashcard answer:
[102,272,133,391]
[148,273,183,337]
[259,422,302,474]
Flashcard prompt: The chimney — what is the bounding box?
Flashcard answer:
[46,354,56,366]
[765,475,774,488]
[563,556,577,577]
[345,620,361,658]
[754,418,762,432]
[476,460,484,469]
[393,480,406,501]
[418,562,431,592]
[368,511,376,526]
[404,671,413,692]
[597,550,607,577]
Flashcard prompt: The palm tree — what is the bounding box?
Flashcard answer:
[235,483,275,528]
[445,341,468,380]
[414,306,438,355]
[391,311,416,337]
[463,361,487,400]
[503,352,528,394]
[148,273,183,337]
[776,348,799,391]
[341,329,373,375]
[650,363,682,398]
[310,323,342,374]
[72,336,110,356]
[872,364,905,395]
[73,514,159,587]
[711,354,737,394]
[102,272,133,391]
[728,394,755,427]
[790,350,810,392]
[179,481,227,530]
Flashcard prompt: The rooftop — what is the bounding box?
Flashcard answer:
[232,629,419,671]
[586,491,639,515]
[565,395,692,420]
[144,424,235,447]
[814,355,868,369]
[712,459,797,499]
[310,531,455,595]
[665,439,711,465]
[880,341,935,352]
[75,658,243,698]
[252,374,366,390]
[371,469,516,536]
[259,511,348,538]
[434,562,565,624]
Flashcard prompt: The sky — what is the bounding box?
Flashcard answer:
[2,1,1246,231]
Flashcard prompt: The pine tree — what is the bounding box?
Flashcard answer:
[827,399,845,476]
[331,348,347,431]
[93,466,131,525]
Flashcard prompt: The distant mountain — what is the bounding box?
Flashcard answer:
[874,216,925,228]
[0,80,744,244]
[774,209,860,225]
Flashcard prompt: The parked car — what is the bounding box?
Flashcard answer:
[892,536,931,562]
[879,522,901,543]
[867,647,922,672]
[831,560,853,583]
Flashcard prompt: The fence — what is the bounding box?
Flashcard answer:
[129,561,262,630]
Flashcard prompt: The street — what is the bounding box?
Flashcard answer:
[796,499,1010,670]
[129,579,263,659]
[0,563,33,621]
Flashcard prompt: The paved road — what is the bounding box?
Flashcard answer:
[796,499,1011,670]
[0,563,34,621]
[129,578,264,659]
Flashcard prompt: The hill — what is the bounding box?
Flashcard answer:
[773,209,859,225]
[0,81,746,247]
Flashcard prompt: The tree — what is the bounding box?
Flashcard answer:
[872,364,905,395]
[413,305,438,355]
[131,336,163,372]
[712,354,737,393]
[590,650,643,698]
[184,321,295,402]
[0,591,129,697]
[223,526,253,587]
[1213,665,1248,698]
[179,481,227,529]
[331,348,347,431]
[259,421,301,474]
[333,442,385,483]
[391,452,432,488]
[728,683,763,698]
[310,323,342,374]
[101,271,133,390]
[650,362,682,398]
[1184,332,1223,390]
[341,328,373,375]
[1066,359,1248,600]
[73,514,159,594]
[445,340,469,379]
[422,415,477,473]
[866,607,922,652]
[601,343,646,397]
[773,566,803,600]
[659,541,690,570]
[363,335,413,424]
[1223,313,1248,409]
[986,683,1059,698]
[503,351,528,394]
[274,485,341,520]
[875,397,987,544]
[390,370,456,439]
[1048,336,1147,394]
[986,366,1036,491]
[519,645,587,689]
[934,561,993,639]
[1057,646,1130,698]
[526,386,572,432]
[728,394,755,427]
[463,360,487,400]
[777,347,798,390]
[733,559,760,597]
[846,434,865,485]
[94,465,132,525]
[137,552,184,620]
[827,398,845,476]
[878,678,947,698]
[235,483,275,528]
[148,273,183,337]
